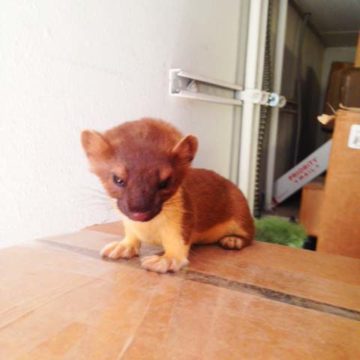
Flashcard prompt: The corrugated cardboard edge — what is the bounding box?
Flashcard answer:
[339,104,360,113]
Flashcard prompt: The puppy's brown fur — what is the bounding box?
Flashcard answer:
[82,118,254,273]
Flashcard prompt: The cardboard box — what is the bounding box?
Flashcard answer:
[341,68,360,108]
[324,62,354,111]
[299,181,325,237]
[1,227,360,358]
[317,108,360,258]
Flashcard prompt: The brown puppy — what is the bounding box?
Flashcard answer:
[81,118,254,273]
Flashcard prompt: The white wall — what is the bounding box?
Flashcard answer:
[0,0,244,245]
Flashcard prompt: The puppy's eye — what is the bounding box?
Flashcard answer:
[112,174,125,187]
[158,177,171,190]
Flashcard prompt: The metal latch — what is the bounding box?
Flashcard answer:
[240,89,286,108]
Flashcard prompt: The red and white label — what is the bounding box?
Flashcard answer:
[273,140,332,205]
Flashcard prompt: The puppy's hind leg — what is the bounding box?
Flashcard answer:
[219,236,246,250]
[218,221,254,250]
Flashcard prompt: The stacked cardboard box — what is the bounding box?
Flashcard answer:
[300,34,360,257]
[317,108,360,258]
[299,180,324,237]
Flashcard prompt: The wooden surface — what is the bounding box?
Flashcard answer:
[1,223,360,359]
[299,181,324,237]
[317,109,360,258]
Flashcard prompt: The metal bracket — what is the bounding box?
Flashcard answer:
[169,69,286,108]
[169,69,243,106]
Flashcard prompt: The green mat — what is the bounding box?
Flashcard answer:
[255,216,307,248]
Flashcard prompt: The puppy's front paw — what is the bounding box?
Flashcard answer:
[219,236,245,250]
[141,255,189,273]
[100,241,139,259]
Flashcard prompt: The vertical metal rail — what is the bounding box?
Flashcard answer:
[265,0,288,210]
[254,0,273,217]
[238,0,269,213]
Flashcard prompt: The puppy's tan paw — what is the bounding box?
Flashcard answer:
[141,255,189,273]
[100,241,139,259]
[219,236,245,250]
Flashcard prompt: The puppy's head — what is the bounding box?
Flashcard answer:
[81,119,198,222]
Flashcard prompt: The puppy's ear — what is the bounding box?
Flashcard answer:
[81,130,113,160]
[172,135,198,164]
